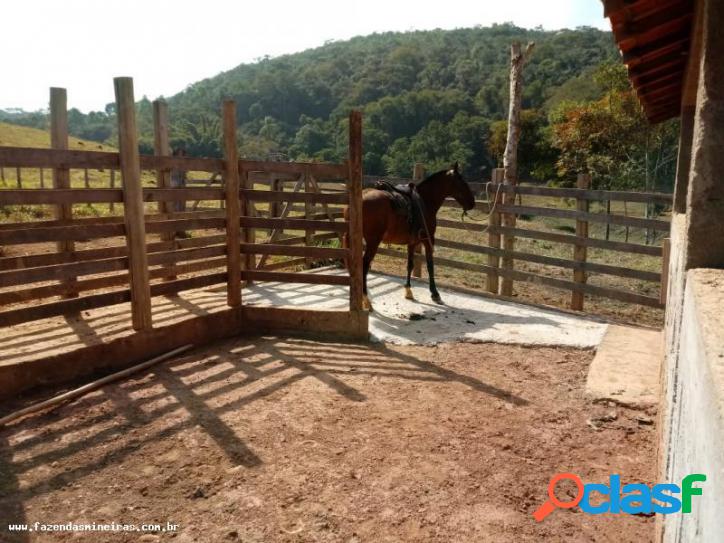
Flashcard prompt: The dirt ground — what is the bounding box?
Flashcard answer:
[0,337,656,543]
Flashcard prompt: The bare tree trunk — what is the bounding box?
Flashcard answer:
[499,41,534,297]
[502,42,534,185]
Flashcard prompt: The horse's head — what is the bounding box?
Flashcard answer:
[446,162,475,212]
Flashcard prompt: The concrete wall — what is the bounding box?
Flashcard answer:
[662,269,724,542]
[659,1,724,540]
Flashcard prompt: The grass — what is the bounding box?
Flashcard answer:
[0,122,228,222]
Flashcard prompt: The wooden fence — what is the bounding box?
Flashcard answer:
[0,81,365,335]
[369,166,671,312]
[0,80,671,339]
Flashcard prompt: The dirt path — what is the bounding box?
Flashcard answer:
[0,338,656,542]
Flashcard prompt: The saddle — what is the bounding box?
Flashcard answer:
[373,180,428,239]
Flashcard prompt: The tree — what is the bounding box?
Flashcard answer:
[488,109,557,181]
[382,121,473,176]
[1,25,619,175]
[550,63,679,193]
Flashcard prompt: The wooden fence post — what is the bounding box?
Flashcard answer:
[571,173,590,310]
[114,77,152,331]
[238,169,256,273]
[153,99,176,280]
[109,169,116,213]
[660,238,671,306]
[412,162,425,278]
[240,168,255,275]
[16,168,22,188]
[223,99,242,307]
[499,42,532,297]
[348,111,364,311]
[50,87,77,297]
[270,177,281,221]
[39,168,45,188]
[304,168,314,268]
[500,180,516,296]
[486,168,504,293]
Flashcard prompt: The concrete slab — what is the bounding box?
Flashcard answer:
[245,271,609,348]
[0,270,610,380]
[585,325,662,406]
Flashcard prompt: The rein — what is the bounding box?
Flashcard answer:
[457,181,504,233]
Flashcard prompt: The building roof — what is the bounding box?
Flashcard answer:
[602,0,695,123]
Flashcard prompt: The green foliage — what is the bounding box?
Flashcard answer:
[2,24,618,180]
[550,63,679,191]
[488,109,557,180]
[172,116,222,157]
[165,24,614,177]
[544,66,604,111]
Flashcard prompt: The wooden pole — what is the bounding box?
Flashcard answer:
[109,169,116,213]
[412,163,425,278]
[0,345,193,427]
[571,173,590,310]
[223,99,242,307]
[304,168,314,268]
[347,111,364,312]
[486,168,504,293]
[39,168,45,188]
[660,238,671,306]
[499,192,516,296]
[16,167,21,188]
[153,99,176,280]
[240,166,254,275]
[50,87,77,297]
[114,77,152,331]
[270,177,281,221]
[502,41,534,184]
[500,42,533,297]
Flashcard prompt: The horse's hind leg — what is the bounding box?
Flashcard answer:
[362,236,381,311]
[423,239,443,304]
[404,243,416,300]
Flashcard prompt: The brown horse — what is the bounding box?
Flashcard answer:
[346,163,476,311]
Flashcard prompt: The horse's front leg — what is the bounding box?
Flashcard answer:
[404,243,416,300]
[423,240,442,304]
[362,237,380,311]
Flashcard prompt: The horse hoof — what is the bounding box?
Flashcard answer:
[404,287,415,300]
[431,294,444,305]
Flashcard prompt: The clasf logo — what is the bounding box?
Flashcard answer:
[533,473,706,521]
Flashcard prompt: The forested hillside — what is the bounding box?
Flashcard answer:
[0,24,679,191]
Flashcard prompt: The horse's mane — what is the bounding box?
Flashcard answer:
[418,169,450,187]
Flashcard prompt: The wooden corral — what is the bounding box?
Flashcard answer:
[0,79,366,399]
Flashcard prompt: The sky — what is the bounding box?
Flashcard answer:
[1,0,610,113]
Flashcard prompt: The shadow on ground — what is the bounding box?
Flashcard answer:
[0,336,527,542]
